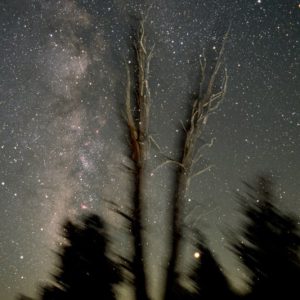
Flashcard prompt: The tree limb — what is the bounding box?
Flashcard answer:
[150,159,184,175]
[190,164,215,180]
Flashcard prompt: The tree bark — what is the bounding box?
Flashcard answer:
[125,20,153,300]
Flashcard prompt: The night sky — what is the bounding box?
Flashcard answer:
[0,1,299,299]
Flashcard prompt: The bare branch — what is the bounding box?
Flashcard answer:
[193,137,216,164]
[120,163,136,174]
[207,91,223,105]
[150,159,184,175]
[180,120,187,133]
[125,64,137,132]
[208,98,223,113]
[190,164,215,180]
[199,50,207,97]
[199,27,230,118]
[149,135,161,151]
[201,137,216,150]
[138,20,147,55]
[207,68,228,114]
[193,154,203,165]
[113,208,134,223]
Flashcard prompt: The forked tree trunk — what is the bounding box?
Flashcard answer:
[163,30,229,300]
[125,20,154,300]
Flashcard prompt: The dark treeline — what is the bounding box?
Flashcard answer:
[17,20,300,300]
[40,214,121,300]
[17,175,300,300]
[230,176,300,300]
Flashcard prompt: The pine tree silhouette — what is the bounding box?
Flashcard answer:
[169,282,194,300]
[232,176,300,300]
[189,232,234,300]
[41,213,121,300]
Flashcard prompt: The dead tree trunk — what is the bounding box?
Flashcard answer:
[163,30,229,300]
[125,20,154,300]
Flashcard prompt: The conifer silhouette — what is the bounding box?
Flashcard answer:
[189,232,233,300]
[232,176,300,300]
[41,213,121,300]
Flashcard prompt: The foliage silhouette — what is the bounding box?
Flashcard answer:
[40,213,121,300]
[231,176,300,300]
[188,232,234,300]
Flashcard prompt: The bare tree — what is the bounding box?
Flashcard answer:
[163,29,229,300]
[124,19,154,300]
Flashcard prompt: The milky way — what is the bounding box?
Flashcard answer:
[0,1,299,299]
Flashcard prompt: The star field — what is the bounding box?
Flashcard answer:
[0,1,299,299]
